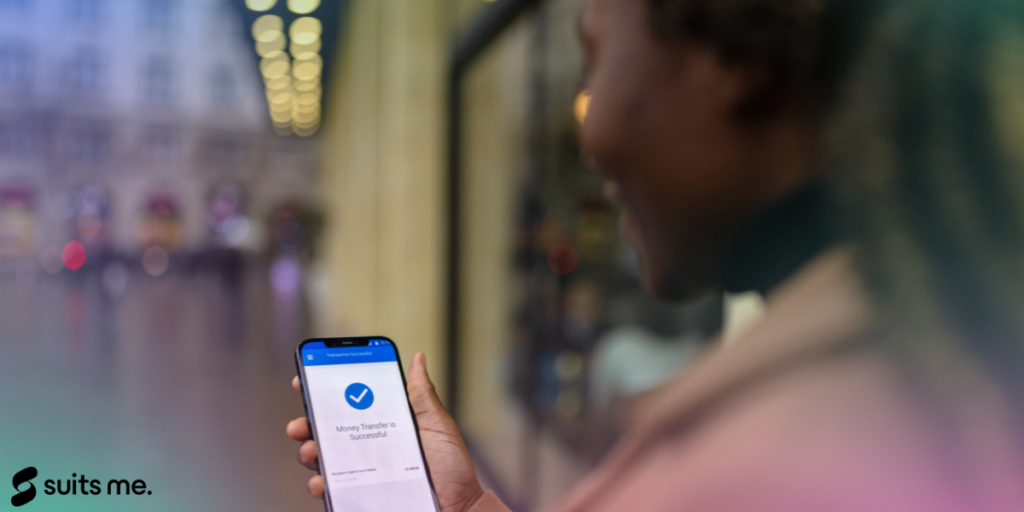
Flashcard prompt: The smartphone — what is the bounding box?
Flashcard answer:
[295,336,440,512]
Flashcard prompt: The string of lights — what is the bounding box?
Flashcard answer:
[246,0,323,136]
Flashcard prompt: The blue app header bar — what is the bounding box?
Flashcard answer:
[301,341,397,366]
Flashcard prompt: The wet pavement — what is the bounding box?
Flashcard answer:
[0,260,321,512]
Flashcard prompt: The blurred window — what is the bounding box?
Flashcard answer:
[70,129,109,163]
[0,45,32,91]
[210,67,238,107]
[143,0,175,32]
[143,127,180,161]
[69,0,102,23]
[206,136,246,166]
[67,48,104,98]
[143,56,175,104]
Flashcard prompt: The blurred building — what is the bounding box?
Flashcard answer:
[0,0,317,263]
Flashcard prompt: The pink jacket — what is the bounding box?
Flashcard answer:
[467,250,1024,512]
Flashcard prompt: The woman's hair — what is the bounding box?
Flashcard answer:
[649,0,1024,410]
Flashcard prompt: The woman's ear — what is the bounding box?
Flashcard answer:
[682,42,778,121]
[684,47,761,118]
[718,64,776,119]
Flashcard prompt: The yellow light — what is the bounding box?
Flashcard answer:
[295,110,319,123]
[295,92,319,106]
[294,79,319,92]
[260,50,286,61]
[252,15,284,43]
[256,34,286,57]
[294,53,322,65]
[268,91,293,105]
[260,52,290,78]
[270,109,293,122]
[246,0,277,10]
[261,61,289,79]
[295,103,317,113]
[294,122,320,133]
[293,61,321,80]
[574,89,591,125]
[265,75,291,90]
[293,54,322,80]
[287,0,320,14]
[289,17,322,45]
[290,39,321,59]
[270,99,293,111]
[294,127,318,137]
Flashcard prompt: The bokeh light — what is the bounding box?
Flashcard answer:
[256,34,286,57]
[295,92,318,105]
[294,79,319,92]
[252,15,284,43]
[271,110,293,123]
[290,39,321,59]
[574,90,591,125]
[547,243,578,275]
[260,52,290,79]
[289,17,322,45]
[268,91,293,105]
[292,55,322,80]
[62,240,87,271]
[245,0,277,11]
[266,75,291,90]
[142,245,169,277]
[251,14,324,136]
[287,0,320,14]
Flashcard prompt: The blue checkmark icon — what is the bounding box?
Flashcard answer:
[345,383,374,410]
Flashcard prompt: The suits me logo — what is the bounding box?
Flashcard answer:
[11,467,37,507]
[9,467,154,506]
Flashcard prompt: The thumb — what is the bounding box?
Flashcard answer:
[407,353,450,424]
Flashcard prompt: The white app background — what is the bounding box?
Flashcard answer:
[304,360,437,512]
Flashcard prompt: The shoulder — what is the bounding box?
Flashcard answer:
[626,348,1018,512]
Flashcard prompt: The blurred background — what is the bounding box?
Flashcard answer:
[0,0,738,510]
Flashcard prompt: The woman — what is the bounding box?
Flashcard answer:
[288,0,1024,509]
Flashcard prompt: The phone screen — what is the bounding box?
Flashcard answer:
[298,339,439,512]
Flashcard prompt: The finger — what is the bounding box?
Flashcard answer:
[297,439,319,471]
[407,352,440,410]
[407,353,452,426]
[286,417,311,441]
[292,376,301,392]
[307,475,324,499]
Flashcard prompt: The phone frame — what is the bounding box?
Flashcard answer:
[294,336,441,512]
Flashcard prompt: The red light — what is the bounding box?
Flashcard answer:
[62,240,87,271]
[547,243,578,275]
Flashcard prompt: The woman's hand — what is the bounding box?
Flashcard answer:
[286,352,484,512]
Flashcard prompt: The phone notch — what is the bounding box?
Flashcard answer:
[323,338,371,348]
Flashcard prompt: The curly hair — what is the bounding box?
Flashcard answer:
[646,0,830,119]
